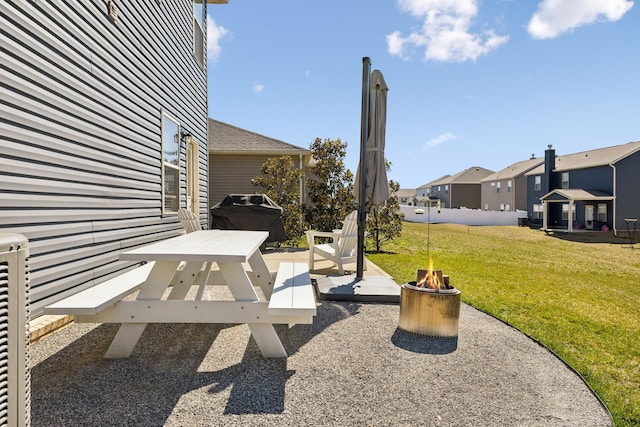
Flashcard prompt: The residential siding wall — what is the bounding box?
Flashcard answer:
[481,180,514,211]
[429,186,448,207]
[514,176,528,211]
[451,184,481,209]
[614,151,640,230]
[566,166,613,193]
[0,1,209,316]
[209,154,306,212]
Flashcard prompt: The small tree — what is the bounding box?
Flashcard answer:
[252,156,306,245]
[305,137,356,231]
[366,178,404,253]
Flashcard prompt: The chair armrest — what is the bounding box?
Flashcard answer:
[307,230,341,238]
[306,230,342,246]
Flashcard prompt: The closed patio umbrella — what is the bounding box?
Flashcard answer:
[355,59,389,279]
[355,69,389,206]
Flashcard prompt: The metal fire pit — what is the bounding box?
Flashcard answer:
[399,282,461,337]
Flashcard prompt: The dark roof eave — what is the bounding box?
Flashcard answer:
[210,150,310,155]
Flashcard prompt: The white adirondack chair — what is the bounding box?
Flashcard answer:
[177,208,210,299]
[177,208,202,233]
[306,210,365,275]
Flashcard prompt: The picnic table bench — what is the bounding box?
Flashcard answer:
[45,262,155,316]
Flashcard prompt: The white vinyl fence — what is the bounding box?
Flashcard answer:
[402,206,528,226]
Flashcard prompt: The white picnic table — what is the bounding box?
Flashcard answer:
[46,230,316,358]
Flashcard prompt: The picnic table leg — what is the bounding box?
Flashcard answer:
[218,261,287,358]
[104,324,148,358]
[248,251,274,299]
[104,260,180,358]
[168,261,203,300]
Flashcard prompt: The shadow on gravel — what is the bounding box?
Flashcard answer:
[390,328,458,354]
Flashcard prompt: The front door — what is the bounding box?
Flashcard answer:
[585,205,594,229]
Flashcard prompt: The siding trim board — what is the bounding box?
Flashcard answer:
[1,1,210,316]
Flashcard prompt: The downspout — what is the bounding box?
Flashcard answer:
[610,163,617,235]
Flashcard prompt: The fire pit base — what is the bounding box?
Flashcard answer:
[399,283,461,337]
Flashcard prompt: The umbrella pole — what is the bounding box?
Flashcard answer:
[356,57,371,280]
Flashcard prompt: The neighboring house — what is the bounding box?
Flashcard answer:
[480,157,544,212]
[416,175,449,198]
[427,167,494,209]
[413,196,432,207]
[397,189,417,206]
[208,119,312,207]
[1,1,223,316]
[526,142,640,233]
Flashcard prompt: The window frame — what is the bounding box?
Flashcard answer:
[534,176,541,191]
[597,204,607,222]
[562,203,576,221]
[193,0,205,67]
[532,204,543,219]
[161,111,182,215]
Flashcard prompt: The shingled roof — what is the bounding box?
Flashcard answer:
[527,141,640,174]
[209,119,309,155]
[429,166,494,185]
[481,157,544,182]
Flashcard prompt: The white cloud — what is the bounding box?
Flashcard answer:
[528,0,634,39]
[253,83,264,93]
[387,0,509,62]
[207,16,228,62]
[424,132,458,150]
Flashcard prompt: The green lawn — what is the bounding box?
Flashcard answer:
[365,222,640,427]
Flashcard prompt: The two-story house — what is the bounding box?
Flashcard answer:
[526,142,640,233]
[426,167,494,209]
[480,157,544,212]
[1,1,224,317]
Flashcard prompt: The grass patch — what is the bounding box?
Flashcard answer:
[366,222,640,426]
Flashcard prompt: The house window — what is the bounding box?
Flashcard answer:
[507,180,512,192]
[484,204,488,211]
[562,204,576,221]
[437,186,441,191]
[534,176,541,191]
[496,182,501,193]
[561,172,569,189]
[193,0,205,66]
[162,112,181,214]
[532,204,543,219]
[500,203,505,211]
[505,204,510,212]
[445,185,448,194]
[598,204,607,222]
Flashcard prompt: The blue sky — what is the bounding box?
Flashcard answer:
[206,0,638,189]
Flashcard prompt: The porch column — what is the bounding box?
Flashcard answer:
[568,199,574,232]
[542,201,548,230]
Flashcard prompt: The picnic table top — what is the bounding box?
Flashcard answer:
[120,229,269,263]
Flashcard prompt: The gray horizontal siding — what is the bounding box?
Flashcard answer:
[0,0,209,315]
[209,154,308,208]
